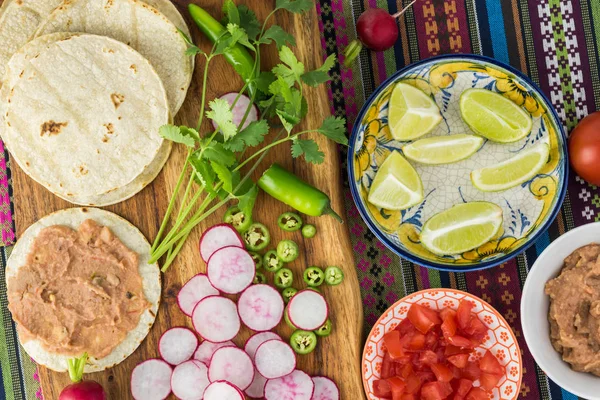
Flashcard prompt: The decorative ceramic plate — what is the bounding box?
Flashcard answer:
[348,54,568,271]
[362,289,523,400]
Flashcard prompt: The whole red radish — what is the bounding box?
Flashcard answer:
[59,353,106,400]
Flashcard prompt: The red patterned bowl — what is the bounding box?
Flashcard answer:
[362,289,522,400]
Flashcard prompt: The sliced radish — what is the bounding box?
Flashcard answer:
[207,246,255,294]
[208,347,254,390]
[244,331,282,360]
[238,284,284,331]
[245,371,268,399]
[265,370,315,400]
[177,274,219,316]
[192,296,240,342]
[131,359,173,400]
[199,224,244,262]
[311,376,340,400]
[255,339,296,379]
[171,360,210,400]
[159,327,198,366]
[203,381,245,400]
[288,290,329,331]
[212,92,258,132]
[194,340,236,365]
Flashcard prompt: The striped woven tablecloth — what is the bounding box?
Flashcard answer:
[0,0,597,399]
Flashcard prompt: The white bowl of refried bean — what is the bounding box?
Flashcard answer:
[522,222,600,398]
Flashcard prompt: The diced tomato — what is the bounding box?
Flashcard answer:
[451,396,465,400]
[456,300,474,330]
[446,335,474,348]
[415,370,436,384]
[373,379,392,398]
[401,395,416,400]
[421,381,453,400]
[407,304,439,334]
[447,353,469,368]
[405,374,422,394]
[425,330,440,350]
[386,376,406,399]
[384,331,405,359]
[461,362,481,381]
[454,379,473,397]
[382,352,396,379]
[444,345,469,356]
[439,308,456,321]
[441,314,458,338]
[466,387,489,400]
[396,318,416,335]
[394,354,412,365]
[430,363,453,382]
[406,331,426,350]
[464,316,487,341]
[479,350,504,376]
[450,365,462,380]
[418,350,439,366]
[399,363,413,379]
[421,305,442,325]
[479,372,502,391]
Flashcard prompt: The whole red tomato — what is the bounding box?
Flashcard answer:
[569,111,600,185]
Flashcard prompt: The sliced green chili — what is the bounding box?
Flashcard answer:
[278,212,303,232]
[284,308,297,329]
[314,319,332,337]
[303,266,325,287]
[277,240,299,263]
[223,206,252,232]
[254,272,267,284]
[263,250,283,273]
[325,266,344,286]
[281,287,298,304]
[290,330,318,355]
[306,286,321,293]
[274,267,293,289]
[249,251,263,270]
[243,223,270,251]
[301,224,317,238]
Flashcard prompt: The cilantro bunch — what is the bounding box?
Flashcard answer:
[149,0,347,271]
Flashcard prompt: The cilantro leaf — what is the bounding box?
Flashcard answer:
[301,54,336,86]
[222,0,240,25]
[277,110,295,133]
[259,25,295,49]
[319,53,337,72]
[254,71,276,94]
[224,120,270,152]
[291,138,324,164]
[179,126,200,142]
[202,142,237,167]
[272,46,304,85]
[276,0,314,14]
[227,23,254,50]
[238,5,261,40]
[189,155,216,194]
[317,116,347,145]
[178,28,204,57]
[237,184,258,217]
[206,98,237,140]
[210,161,233,193]
[159,125,196,147]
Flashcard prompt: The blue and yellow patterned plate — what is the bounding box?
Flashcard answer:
[348,54,568,272]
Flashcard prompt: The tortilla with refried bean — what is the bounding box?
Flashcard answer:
[6,208,160,372]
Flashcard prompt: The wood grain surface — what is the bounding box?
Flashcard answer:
[6,0,365,398]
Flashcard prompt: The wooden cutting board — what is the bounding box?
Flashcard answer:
[6,0,365,398]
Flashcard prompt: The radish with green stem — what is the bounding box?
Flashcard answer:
[59,353,105,400]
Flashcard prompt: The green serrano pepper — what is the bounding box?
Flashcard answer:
[188,4,257,97]
[281,287,298,304]
[274,267,294,289]
[290,330,318,355]
[258,164,343,222]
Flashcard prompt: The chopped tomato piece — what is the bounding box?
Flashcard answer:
[446,335,474,348]
[425,330,440,350]
[381,352,396,379]
[399,363,413,379]
[415,370,436,384]
[373,379,392,398]
[444,345,470,356]
[394,354,412,365]
[456,300,474,330]
[451,396,465,400]
[420,305,442,325]
[479,350,504,376]
[461,362,481,381]
[441,314,458,338]
[386,376,406,399]
[464,316,487,341]
[450,365,462,380]
[405,374,422,394]
[421,381,453,400]
[401,395,416,400]
[406,331,426,350]
[466,387,489,400]
[384,331,405,359]
[418,350,439,366]
[396,318,416,335]
[480,372,502,391]
[439,307,456,321]
[430,363,453,382]
[407,304,438,334]
[447,353,469,368]
[454,379,473,397]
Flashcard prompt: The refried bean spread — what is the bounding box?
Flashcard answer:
[7,219,149,359]
[546,243,600,376]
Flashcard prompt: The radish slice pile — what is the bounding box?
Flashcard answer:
[311,376,340,400]
[208,347,254,390]
[264,370,315,400]
[159,327,198,365]
[238,284,284,331]
[207,246,255,294]
[171,360,210,400]
[287,290,329,331]
[245,372,268,399]
[193,296,240,342]
[244,332,282,360]
[194,340,235,365]
[130,359,173,400]
[255,339,297,379]
[212,92,259,132]
[177,274,219,316]
[203,381,245,400]
[199,224,244,262]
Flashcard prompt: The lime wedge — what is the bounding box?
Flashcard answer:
[402,134,484,165]
[368,151,424,210]
[420,202,503,256]
[471,143,549,192]
[460,88,533,143]
[388,82,442,141]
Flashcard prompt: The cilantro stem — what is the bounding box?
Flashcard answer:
[196,54,215,132]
